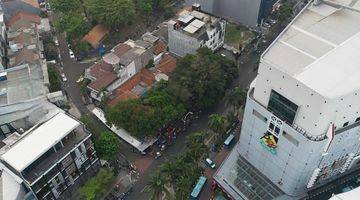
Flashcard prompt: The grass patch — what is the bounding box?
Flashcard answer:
[225,23,255,50]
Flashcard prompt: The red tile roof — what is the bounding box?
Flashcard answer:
[82,24,110,48]
[88,73,118,92]
[88,60,118,92]
[113,43,132,57]
[153,41,166,55]
[157,54,177,75]
[107,69,155,107]
[7,11,40,28]
[88,60,113,79]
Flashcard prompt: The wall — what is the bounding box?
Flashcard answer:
[237,88,360,196]
[168,25,201,57]
[254,60,360,137]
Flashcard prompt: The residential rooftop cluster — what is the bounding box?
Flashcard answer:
[85,32,176,105]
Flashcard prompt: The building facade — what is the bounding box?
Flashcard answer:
[1,112,100,200]
[185,0,277,27]
[214,1,360,199]
[168,8,225,57]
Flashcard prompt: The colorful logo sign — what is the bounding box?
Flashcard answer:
[260,134,278,155]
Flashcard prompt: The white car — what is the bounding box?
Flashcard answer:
[69,49,75,59]
[205,158,216,169]
[54,37,59,46]
[60,73,67,82]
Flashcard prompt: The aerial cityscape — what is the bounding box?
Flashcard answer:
[1,0,360,200]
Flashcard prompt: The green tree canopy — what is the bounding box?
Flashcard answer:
[55,12,90,40]
[47,67,61,92]
[49,0,81,13]
[168,47,238,110]
[145,172,171,200]
[79,168,115,200]
[85,0,136,27]
[105,88,185,138]
[95,132,120,160]
[208,114,227,137]
[225,87,247,112]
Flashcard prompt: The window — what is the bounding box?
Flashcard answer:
[356,117,360,122]
[269,123,275,131]
[343,122,349,127]
[268,90,298,124]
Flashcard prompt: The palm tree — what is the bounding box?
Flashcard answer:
[225,87,247,117]
[208,114,227,140]
[145,172,172,200]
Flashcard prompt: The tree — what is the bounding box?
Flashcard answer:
[48,67,62,92]
[105,87,185,138]
[85,0,136,28]
[168,47,238,110]
[225,87,247,116]
[95,132,120,160]
[79,168,115,200]
[146,59,155,69]
[276,3,293,22]
[145,172,171,200]
[208,114,227,140]
[49,0,81,13]
[55,12,90,40]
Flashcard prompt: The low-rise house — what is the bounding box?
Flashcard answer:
[86,40,153,102]
[107,68,155,107]
[168,8,225,57]
[2,0,40,21]
[6,10,40,31]
[107,53,177,106]
[82,24,109,49]
[0,112,99,200]
[153,40,167,64]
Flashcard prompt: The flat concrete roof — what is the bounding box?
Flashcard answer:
[1,113,80,171]
[262,0,360,98]
[0,63,47,105]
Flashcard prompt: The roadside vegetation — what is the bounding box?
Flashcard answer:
[105,48,238,138]
[224,23,255,50]
[79,168,116,200]
[47,66,62,92]
[145,132,208,200]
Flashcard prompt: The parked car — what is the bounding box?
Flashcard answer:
[205,158,216,169]
[54,37,59,46]
[61,73,67,82]
[69,49,75,59]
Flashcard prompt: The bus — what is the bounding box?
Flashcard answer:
[190,176,207,199]
[224,134,235,149]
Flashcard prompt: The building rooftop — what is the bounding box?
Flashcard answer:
[153,40,166,55]
[1,112,80,172]
[156,53,177,76]
[262,0,360,98]
[112,43,132,57]
[82,24,109,48]
[0,63,48,105]
[119,48,144,66]
[108,68,155,107]
[6,10,40,28]
[141,32,159,44]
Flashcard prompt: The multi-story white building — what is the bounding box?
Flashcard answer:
[214,0,360,199]
[168,7,225,57]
